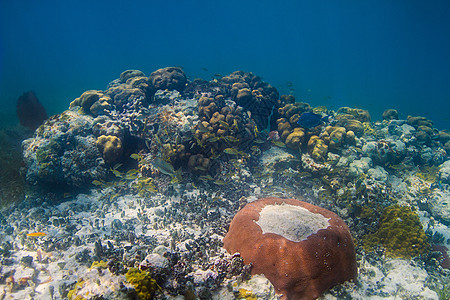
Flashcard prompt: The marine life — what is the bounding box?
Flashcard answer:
[223,148,240,155]
[3,66,450,300]
[16,91,48,130]
[297,112,329,128]
[151,157,175,177]
[26,232,47,237]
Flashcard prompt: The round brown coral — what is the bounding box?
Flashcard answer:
[223,197,357,300]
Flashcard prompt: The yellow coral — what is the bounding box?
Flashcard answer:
[90,260,108,269]
[67,279,86,300]
[125,268,161,300]
[237,288,257,300]
[308,136,328,161]
[285,127,305,151]
[326,126,346,150]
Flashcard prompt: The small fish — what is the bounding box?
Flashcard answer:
[130,153,142,160]
[112,163,123,170]
[92,180,104,186]
[207,136,221,143]
[272,140,286,148]
[297,112,329,129]
[214,179,226,185]
[111,169,123,178]
[199,175,214,181]
[27,232,47,237]
[134,114,146,120]
[124,169,140,180]
[233,119,239,129]
[196,124,209,133]
[151,157,175,177]
[218,120,230,129]
[63,193,71,198]
[224,136,239,143]
[223,148,240,155]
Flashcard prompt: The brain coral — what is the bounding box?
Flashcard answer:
[96,135,123,164]
[223,197,357,300]
[148,67,187,94]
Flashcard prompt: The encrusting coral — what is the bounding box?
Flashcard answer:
[363,205,431,259]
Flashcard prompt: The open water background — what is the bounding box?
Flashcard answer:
[1,0,449,129]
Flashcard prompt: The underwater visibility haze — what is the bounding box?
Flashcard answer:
[0,1,450,299]
[1,0,450,128]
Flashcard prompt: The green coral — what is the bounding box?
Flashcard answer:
[363,205,431,258]
[125,268,161,300]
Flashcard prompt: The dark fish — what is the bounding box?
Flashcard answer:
[16,91,48,130]
[297,112,329,129]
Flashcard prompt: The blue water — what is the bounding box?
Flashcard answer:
[1,0,449,129]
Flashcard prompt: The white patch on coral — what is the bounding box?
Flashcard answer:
[255,203,330,242]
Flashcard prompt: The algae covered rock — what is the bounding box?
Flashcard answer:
[22,109,108,188]
[362,139,406,166]
[382,109,399,121]
[428,190,450,225]
[439,160,450,184]
[367,166,389,183]
[348,157,373,178]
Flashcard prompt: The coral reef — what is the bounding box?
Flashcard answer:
[223,197,357,300]
[7,66,449,300]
